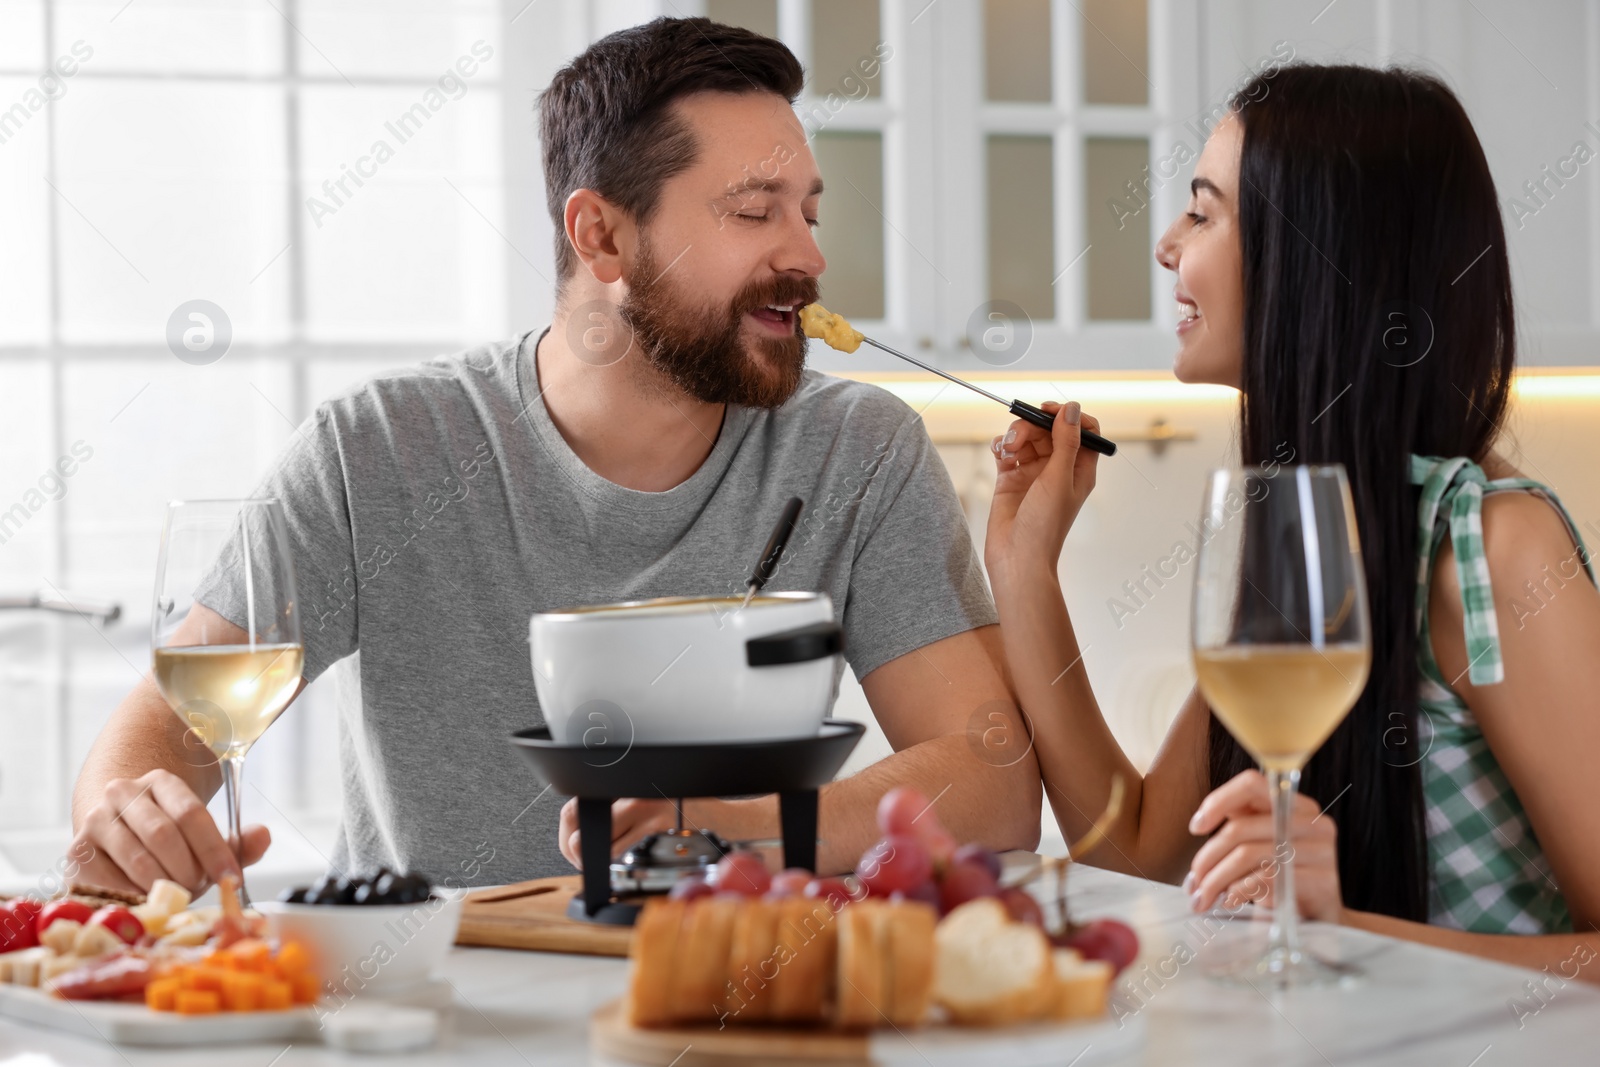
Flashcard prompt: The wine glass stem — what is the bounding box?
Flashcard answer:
[1266,767,1301,960]
[220,753,250,907]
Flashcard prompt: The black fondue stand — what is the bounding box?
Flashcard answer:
[513,495,861,923]
[510,719,864,923]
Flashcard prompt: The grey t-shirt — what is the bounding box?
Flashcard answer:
[225,330,997,885]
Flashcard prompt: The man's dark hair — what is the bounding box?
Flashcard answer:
[538,17,805,289]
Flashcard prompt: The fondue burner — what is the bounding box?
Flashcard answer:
[609,806,732,896]
[509,720,865,925]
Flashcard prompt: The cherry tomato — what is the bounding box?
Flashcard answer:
[0,901,40,952]
[87,905,145,945]
[36,899,94,938]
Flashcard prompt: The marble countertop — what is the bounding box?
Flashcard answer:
[0,864,1593,1066]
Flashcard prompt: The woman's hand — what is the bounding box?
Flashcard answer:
[984,400,1102,584]
[1185,769,1343,922]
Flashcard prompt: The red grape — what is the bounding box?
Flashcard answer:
[803,877,856,912]
[938,860,1000,913]
[713,851,772,897]
[767,868,813,899]
[889,881,941,909]
[876,787,930,837]
[1061,919,1141,975]
[668,876,715,902]
[919,824,959,869]
[951,843,1002,882]
[856,834,933,896]
[998,887,1045,928]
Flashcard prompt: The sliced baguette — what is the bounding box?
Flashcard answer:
[885,901,937,1027]
[833,900,886,1028]
[669,898,738,1023]
[1049,948,1113,1021]
[627,900,685,1028]
[769,898,835,1023]
[723,899,781,1023]
[933,898,1055,1026]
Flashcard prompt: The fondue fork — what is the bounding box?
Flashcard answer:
[858,335,1118,457]
[740,496,804,609]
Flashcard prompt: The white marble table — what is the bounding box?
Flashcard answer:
[0,865,1593,1066]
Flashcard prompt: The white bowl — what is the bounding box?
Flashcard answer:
[255,894,462,994]
[530,591,842,746]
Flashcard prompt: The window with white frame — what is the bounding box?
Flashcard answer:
[0,0,511,850]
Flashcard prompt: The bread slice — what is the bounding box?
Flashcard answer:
[933,899,1055,1026]
[669,899,739,1023]
[724,899,781,1023]
[627,900,685,1027]
[884,901,937,1026]
[769,898,835,1023]
[833,900,886,1028]
[1049,948,1113,1021]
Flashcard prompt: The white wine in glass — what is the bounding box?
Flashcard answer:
[1191,465,1371,988]
[151,500,303,904]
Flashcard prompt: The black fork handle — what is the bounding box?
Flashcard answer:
[1008,400,1117,456]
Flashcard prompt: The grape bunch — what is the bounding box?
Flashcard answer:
[659,786,1139,977]
[667,850,857,912]
[855,787,1139,975]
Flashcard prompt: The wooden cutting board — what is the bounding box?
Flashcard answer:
[589,997,1142,1066]
[454,876,634,957]
[591,997,874,1065]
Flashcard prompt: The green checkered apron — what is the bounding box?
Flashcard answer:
[1410,454,1589,933]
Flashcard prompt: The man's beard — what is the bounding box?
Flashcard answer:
[620,236,819,409]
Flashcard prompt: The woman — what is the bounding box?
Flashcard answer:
[985,64,1600,977]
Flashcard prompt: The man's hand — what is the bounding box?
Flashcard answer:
[70,769,270,896]
[558,797,684,870]
[560,796,697,870]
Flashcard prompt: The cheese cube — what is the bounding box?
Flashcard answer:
[72,923,124,959]
[145,879,191,917]
[131,903,170,938]
[43,953,85,981]
[41,919,82,956]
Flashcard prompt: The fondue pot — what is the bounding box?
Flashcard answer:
[529,591,843,746]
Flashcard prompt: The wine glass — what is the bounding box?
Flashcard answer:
[151,500,303,904]
[1190,465,1371,988]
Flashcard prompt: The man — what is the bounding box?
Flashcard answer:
[70,17,1040,894]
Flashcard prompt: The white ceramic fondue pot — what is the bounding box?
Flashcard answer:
[530,591,842,746]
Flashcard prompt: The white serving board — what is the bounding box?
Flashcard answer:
[592,998,1144,1067]
[0,983,440,1051]
[869,1011,1144,1066]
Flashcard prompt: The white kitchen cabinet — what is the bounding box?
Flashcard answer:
[649,0,1600,371]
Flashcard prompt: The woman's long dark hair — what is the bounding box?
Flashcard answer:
[1208,65,1516,921]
